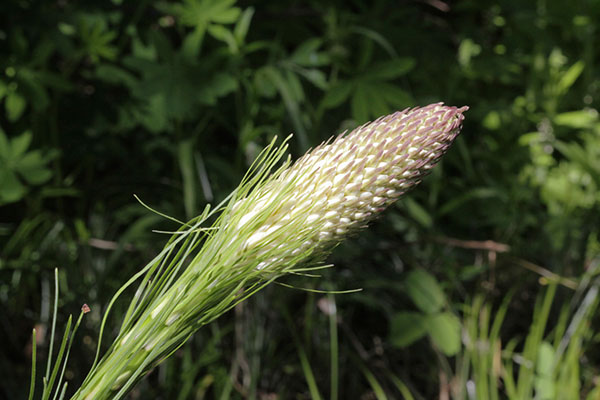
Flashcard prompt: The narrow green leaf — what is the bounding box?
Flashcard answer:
[95,65,138,88]
[45,269,60,384]
[557,61,584,95]
[437,188,500,216]
[296,68,328,90]
[290,38,330,67]
[28,329,36,400]
[321,83,353,109]
[42,315,72,400]
[553,110,598,129]
[233,7,254,43]
[349,26,397,57]
[363,84,390,118]
[211,5,241,24]
[207,24,238,52]
[181,28,206,61]
[365,58,416,80]
[351,84,369,123]
[387,373,416,400]
[403,197,433,228]
[359,364,388,400]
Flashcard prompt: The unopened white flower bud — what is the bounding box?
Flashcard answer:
[232,103,468,270]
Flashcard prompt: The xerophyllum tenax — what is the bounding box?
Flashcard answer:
[71,102,468,400]
[232,102,469,270]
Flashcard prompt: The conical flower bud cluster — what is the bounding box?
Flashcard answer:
[232,102,468,270]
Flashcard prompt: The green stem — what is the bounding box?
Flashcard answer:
[328,292,338,400]
[28,329,37,400]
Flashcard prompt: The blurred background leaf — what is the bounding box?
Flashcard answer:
[2,0,600,399]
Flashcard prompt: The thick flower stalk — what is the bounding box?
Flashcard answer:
[71,103,467,400]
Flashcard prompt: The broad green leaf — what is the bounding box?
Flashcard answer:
[405,269,445,314]
[389,312,428,347]
[425,312,461,356]
[321,83,353,109]
[6,91,26,122]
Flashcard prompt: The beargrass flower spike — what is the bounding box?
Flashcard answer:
[71,103,467,400]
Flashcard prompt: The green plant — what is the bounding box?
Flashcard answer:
[451,272,600,400]
[0,128,57,205]
[4,1,600,398]
[39,103,466,399]
[389,268,461,356]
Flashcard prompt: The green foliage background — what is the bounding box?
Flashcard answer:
[2,0,600,398]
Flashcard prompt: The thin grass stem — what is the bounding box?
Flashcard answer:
[46,269,59,381]
[28,328,37,400]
